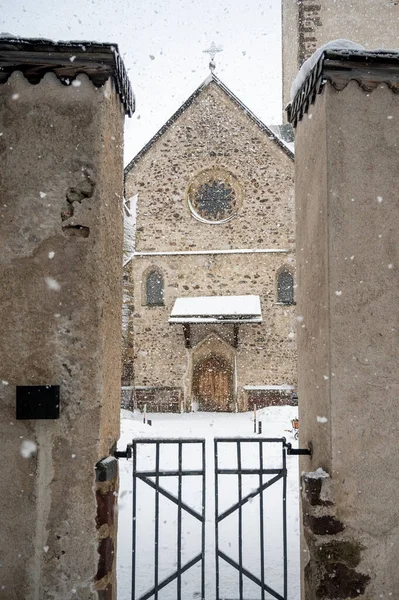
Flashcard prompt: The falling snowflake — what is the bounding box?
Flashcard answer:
[45,277,61,291]
[21,440,37,458]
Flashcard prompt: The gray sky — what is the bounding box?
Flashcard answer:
[1,0,282,164]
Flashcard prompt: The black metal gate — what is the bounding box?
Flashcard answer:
[214,438,287,600]
[130,437,288,600]
[132,438,206,600]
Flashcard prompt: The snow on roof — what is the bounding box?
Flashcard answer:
[287,41,399,127]
[290,39,365,101]
[169,295,262,324]
[268,124,295,155]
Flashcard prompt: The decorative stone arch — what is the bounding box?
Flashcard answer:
[276,264,295,305]
[190,333,236,412]
[141,264,165,306]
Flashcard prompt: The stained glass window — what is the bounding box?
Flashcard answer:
[188,169,241,223]
[192,179,236,221]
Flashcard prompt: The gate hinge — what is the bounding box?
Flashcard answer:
[114,444,133,459]
[285,441,312,456]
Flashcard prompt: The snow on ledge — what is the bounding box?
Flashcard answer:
[134,248,289,257]
[169,295,262,323]
[290,39,365,101]
[243,385,295,391]
[303,467,330,480]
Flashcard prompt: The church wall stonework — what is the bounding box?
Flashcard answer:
[132,253,297,409]
[125,81,296,411]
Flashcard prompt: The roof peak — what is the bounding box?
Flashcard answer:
[124,73,293,174]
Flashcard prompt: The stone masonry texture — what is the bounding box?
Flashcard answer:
[125,80,296,411]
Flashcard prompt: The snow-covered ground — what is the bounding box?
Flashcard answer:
[116,406,300,600]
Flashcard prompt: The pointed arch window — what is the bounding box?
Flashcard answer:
[277,270,294,305]
[146,270,164,306]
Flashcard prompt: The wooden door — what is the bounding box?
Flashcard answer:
[193,355,233,411]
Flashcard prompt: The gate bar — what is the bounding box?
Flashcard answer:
[177,442,182,599]
[283,443,288,599]
[214,438,288,600]
[201,440,206,600]
[237,441,243,600]
[214,439,220,600]
[259,441,265,600]
[132,439,206,600]
[132,442,137,600]
[154,442,160,600]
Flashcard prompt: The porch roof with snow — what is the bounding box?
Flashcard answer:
[169,295,262,324]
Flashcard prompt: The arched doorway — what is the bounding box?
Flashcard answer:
[192,355,233,411]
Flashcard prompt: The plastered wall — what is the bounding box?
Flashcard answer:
[295,79,399,598]
[0,72,124,599]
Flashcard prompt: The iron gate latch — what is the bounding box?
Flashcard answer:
[284,441,312,456]
[114,444,133,459]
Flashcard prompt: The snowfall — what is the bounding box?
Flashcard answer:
[116,406,300,600]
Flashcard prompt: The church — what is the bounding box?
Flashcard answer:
[123,70,296,412]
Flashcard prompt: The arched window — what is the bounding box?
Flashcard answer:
[146,270,164,306]
[277,270,294,304]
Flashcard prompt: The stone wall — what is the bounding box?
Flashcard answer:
[245,388,296,410]
[0,70,125,599]
[125,81,296,411]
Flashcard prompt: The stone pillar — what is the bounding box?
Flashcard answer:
[0,39,134,599]
[288,50,399,598]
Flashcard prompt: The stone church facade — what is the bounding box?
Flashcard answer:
[124,74,296,412]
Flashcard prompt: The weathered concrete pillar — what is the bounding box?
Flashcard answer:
[0,38,133,599]
[288,49,399,599]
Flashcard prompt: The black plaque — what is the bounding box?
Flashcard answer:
[16,385,60,420]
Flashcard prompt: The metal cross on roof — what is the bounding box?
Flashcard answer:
[203,41,223,72]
